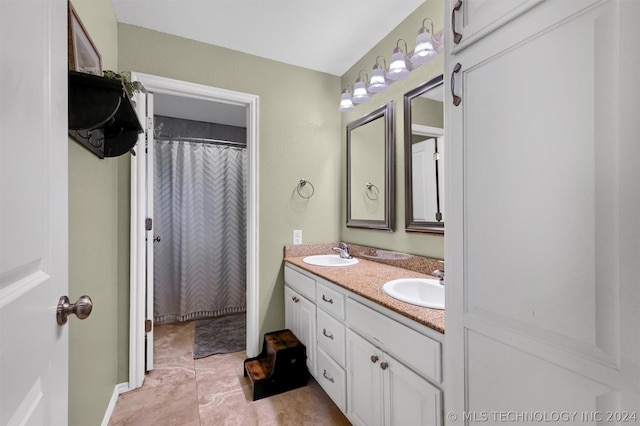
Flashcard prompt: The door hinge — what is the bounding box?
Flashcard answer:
[145,116,153,147]
[145,319,152,333]
[145,218,152,230]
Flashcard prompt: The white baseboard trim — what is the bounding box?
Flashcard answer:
[101,382,130,426]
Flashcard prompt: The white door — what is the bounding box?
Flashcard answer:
[144,92,155,372]
[0,0,69,424]
[412,135,445,223]
[411,140,430,221]
[446,0,640,422]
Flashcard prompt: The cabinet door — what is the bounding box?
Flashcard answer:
[383,354,442,426]
[284,285,296,332]
[448,0,545,53]
[347,329,383,426]
[284,285,316,376]
[297,293,316,376]
[446,0,640,421]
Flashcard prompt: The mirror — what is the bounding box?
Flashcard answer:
[347,101,394,231]
[404,75,444,233]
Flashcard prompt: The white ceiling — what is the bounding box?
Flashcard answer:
[111,0,425,77]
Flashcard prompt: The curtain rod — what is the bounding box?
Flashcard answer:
[154,135,246,147]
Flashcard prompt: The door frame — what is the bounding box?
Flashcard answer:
[127,72,259,389]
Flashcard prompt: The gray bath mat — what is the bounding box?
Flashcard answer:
[194,313,246,359]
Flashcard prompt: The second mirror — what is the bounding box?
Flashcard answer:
[404,75,444,233]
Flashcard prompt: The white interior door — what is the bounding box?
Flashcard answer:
[128,73,260,390]
[145,93,155,371]
[0,0,69,424]
[411,140,430,221]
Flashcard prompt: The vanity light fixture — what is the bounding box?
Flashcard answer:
[432,30,445,54]
[352,70,370,104]
[410,18,437,65]
[338,83,355,112]
[368,56,388,93]
[386,39,410,81]
[338,18,443,112]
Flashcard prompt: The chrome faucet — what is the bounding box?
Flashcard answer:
[332,242,352,259]
[432,269,445,286]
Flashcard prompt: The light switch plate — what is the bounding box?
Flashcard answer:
[293,230,302,245]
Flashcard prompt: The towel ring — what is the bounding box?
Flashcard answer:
[297,179,315,199]
[365,182,379,200]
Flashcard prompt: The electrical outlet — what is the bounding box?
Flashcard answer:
[293,230,302,245]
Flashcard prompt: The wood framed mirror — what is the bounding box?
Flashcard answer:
[404,75,444,233]
[347,101,394,231]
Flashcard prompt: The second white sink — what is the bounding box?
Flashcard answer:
[382,278,444,310]
[303,254,359,267]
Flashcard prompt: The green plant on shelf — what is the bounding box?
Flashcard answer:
[103,70,144,98]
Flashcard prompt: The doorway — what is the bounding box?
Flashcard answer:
[128,72,259,390]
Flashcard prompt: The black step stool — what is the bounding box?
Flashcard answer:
[243,329,308,400]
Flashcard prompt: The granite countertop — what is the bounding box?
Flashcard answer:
[284,254,445,334]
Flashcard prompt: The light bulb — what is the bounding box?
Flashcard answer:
[338,89,354,112]
[386,48,409,81]
[352,78,369,104]
[368,64,388,93]
[411,28,436,65]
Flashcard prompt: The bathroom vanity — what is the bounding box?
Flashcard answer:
[283,254,445,426]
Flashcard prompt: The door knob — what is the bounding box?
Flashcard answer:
[56,295,93,325]
[153,235,161,242]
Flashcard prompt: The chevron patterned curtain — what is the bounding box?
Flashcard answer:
[153,140,247,324]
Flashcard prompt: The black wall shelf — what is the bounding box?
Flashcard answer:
[68,71,143,158]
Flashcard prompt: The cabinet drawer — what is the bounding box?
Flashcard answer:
[316,309,346,367]
[284,266,315,301]
[448,0,544,54]
[316,280,345,320]
[317,346,346,412]
[346,298,441,384]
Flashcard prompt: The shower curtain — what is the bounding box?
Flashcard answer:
[153,139,247,324]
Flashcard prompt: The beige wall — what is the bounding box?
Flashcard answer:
[67,1,127,425]
[117,24,342,345]
[340,0,445,260]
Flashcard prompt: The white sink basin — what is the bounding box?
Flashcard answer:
[303,254,359,267]
[382,278,444,310]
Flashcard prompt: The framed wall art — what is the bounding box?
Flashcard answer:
[67,1,102,75]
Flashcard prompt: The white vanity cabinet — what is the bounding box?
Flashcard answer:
[284,267,316,376]
[347,329,442,426]
[283,264,444,425]
[346,299,443,426]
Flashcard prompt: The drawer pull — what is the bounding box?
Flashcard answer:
[451,62,462,106]
[321,295,334,304]
[380,362,389,370]
[291,296,299,303]
[323,369,335,383]
[370,355,379,364]
[322,328,334,340]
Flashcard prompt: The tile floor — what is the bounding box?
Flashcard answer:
[109,321,351,425]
